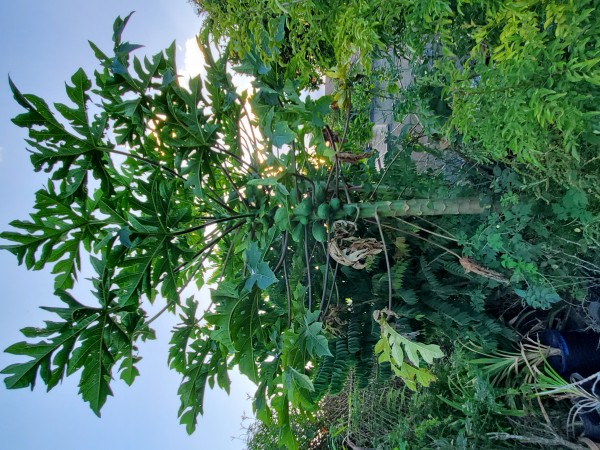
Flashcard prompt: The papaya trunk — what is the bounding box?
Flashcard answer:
[343,197,488,218]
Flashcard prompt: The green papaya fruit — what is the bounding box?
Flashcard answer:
[312,222,327,243]
[330,197,341,211]
[314,183,326,204]
[294,197,313,217]
[291,222,304,242]
[333,209,347,220]
[317,203,332,220]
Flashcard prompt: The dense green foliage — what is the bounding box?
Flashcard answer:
[196,0,600,196]
[192,0,409,81]
[396,0,600,205]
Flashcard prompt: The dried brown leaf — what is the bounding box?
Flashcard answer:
[459,257,509,284]
[328,220,383,269]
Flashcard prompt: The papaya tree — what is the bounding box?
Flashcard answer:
[1,15,499,449]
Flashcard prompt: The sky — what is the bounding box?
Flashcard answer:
[0,2,256,449]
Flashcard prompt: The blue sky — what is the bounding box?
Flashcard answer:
[0,2,255,449]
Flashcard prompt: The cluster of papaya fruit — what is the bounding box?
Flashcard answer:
[291,189,346,243]
[292,197,344,223]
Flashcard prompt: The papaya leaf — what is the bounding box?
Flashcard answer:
[206,283,240,352]
[272,121,295,147]
[230,290,264,383]
[2,302,97,391]
[396,333,444,366]
[10,71,116,199]
[67,320,119,415]
[244,242,277,291]
[374,311,443,391]
[176,339,210,434]
[0,185,104,290]
[176,337,230,434]
[170,294,233,433]
[169,297,200,374]
[1,286,141,416]
[54,68,94,141]
[288,366,314,392]
[271,394,298,450]
[285,366,315,409]
[113,173,194,306]
[246,262,278,290]
[299,310,332,358]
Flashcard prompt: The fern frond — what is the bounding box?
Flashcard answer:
[330,338,352,395]
[313,354,335,399]
[347,313,363,355]
[398,288,419,305]
[420,256,454,299]
[427,300,475,326]
[355,354,375,389]
[391,260,409,292]
[393,236,410,260]
[376,361,393,384]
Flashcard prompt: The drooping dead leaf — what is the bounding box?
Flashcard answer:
[323,305,348,336]
[328,220,383,269]
[459,257,508,284]
[334,152,372,164]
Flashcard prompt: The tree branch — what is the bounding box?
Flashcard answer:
[304,225,313,311]
[101,147,184,180]
[170,214,253,236]
[374,209,392,310]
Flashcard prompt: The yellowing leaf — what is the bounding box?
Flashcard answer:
[373,310,444,390]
